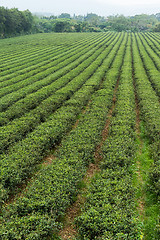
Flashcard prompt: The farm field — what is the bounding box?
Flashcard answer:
[0,32,160,239]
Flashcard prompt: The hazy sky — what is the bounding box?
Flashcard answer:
[1,0,160,16]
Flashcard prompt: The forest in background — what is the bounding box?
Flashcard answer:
[1,6,160,38]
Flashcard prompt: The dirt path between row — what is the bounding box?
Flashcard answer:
[132,38,145,238]
[59,77,119,240]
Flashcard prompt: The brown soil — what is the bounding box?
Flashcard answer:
[42,155,56,166]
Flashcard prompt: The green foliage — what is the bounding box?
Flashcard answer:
[0,32,160,239]
[76,37,141,239]
[152,23,160,32]
[33,13,158,33]
[0,5,159,36]
[0,33,123,202]
[0,7,33,37]
[132,33,160,238]
[58,13,71,19]
[0,33,125,239]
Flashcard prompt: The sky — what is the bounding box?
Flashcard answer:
[0,0,160,16]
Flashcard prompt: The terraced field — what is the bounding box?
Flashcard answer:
[0,32,159,239]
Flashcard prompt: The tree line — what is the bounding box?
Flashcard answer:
[0,7,33,37]
[0,6,160,38]
[37,13,160,33]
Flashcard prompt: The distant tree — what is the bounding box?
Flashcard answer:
[153,23,160,32]
[85,13,99,26]
[74,23,82,32]
[0,7,33,37]
[49,15,57,20]
[58,13,71,19]
[22,10,34,32]
[85,13,98,20]
[107,15,130,32]
[54,20,71,32]
[32,15,45,33]
[9,8,23,33]
[155,13,160,21]
[54,21,65,32]
[1,7,158,37]
[74,15,85,21]
[0,7,6,37]
[131,14,158,31]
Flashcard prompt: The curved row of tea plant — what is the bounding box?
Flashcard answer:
[0,34,109,106]
[132,34,160,233]
[0,44,81,84]
[135,33,160,98]
[0,33,126,204]
[0,33,90,65]
[0,41,50,64]
[141,33,160,57]
[0,43,93,96]
[0,34,123,154]
[0,35,112,119]
[0,39,111,122]
[76,35,140,240]
[0,34,129,240]
[0,34,58,61]
[0,45,65,77]
[0,33,101,82]
[147,32,160,47]
[138,33,160,71]
[0,37,86,70]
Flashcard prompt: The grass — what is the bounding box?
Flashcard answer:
[133,122,159,240]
